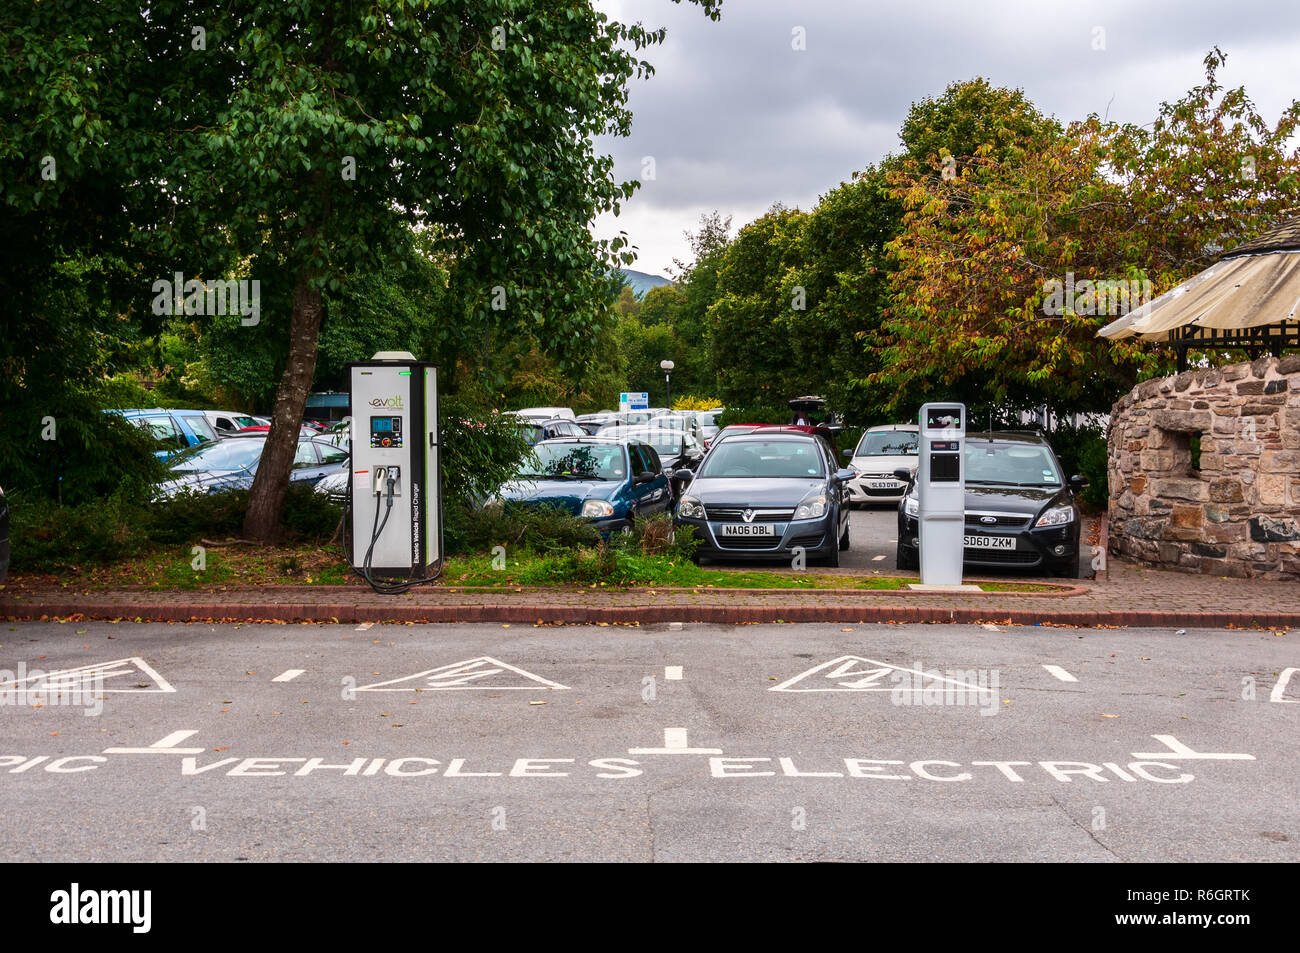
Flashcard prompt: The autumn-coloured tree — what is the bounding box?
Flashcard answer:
[870,50,1300,417]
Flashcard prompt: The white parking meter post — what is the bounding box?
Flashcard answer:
[916,403,966,587]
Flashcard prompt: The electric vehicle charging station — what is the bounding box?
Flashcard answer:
[916,402,966,587]
[346,352,442,591]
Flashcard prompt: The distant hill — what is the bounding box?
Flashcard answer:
[619,268,672,299]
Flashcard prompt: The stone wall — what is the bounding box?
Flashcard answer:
[1108,354,1300,580]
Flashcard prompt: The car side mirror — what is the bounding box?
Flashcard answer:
[841,448,852,459]
[672,468,694,483]
[634,470,656,484]
[1069,474,1088,490]
[834,468,856,483]
[893,468,914,484]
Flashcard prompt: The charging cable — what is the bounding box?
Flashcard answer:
[352,465,444,594]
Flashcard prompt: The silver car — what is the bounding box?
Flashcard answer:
[843,425,919,506]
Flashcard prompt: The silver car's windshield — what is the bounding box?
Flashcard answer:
[699,440,825,479]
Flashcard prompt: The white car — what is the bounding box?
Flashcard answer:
[843,424,919,506]
[202,410,260,435]
[510,406,575,422]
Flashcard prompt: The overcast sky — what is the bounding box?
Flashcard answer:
[590,0,1300,277]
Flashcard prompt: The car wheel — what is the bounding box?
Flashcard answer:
[1055,554,1080,579]
[820,541,840,568]
[896,541,919,571]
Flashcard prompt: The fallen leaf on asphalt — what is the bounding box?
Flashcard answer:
[380,713,391,717]
[342,740,350,745]
[1140,657,1151,661]
[1102,713,1119,718]
[841,628,854,632]
[502,624,511,628]
[529,701,547,706]
[246,671,256,675]
[50,731,58,736]
[214,747,228,751]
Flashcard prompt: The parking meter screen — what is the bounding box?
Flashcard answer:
[925,408,962,430]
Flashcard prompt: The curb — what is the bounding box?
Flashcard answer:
[3,601,1297,628]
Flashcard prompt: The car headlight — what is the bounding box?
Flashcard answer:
[581,500,615,519]
[794,493,827,520]
[1035,504,1074,527]
[904,495,919,518]
[677,495,706,520]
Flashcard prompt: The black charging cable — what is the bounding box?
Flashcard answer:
[351,466,444,595]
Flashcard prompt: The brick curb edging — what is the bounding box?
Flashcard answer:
[3,601,1297,628]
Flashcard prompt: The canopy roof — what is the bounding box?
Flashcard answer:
[1098,217,1300,349]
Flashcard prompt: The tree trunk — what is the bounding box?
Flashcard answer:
[242,274,324,542]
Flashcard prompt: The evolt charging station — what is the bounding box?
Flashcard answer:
[346,352,442,591]
[916,402,966,587]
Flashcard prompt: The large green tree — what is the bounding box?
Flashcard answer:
[3,0,720,540]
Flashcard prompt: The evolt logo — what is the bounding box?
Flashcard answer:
[49,883,151,934]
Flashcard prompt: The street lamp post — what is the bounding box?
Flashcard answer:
[660,359,674,410]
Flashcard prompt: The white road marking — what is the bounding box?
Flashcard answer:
[1269,667,1299,703]
[628,727,722,755]
[1129,735,1254,761]
[104,729,205,755]
[872,554,886,562]
[771,655,986,694]
[665,666,683,680]
[1042,664,1078,683]
[272,669,305,683]
[357,656,569,692]
[0,656,176,694]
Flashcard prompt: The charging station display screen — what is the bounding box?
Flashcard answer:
[925,408,962,430]
[370,415,403,448]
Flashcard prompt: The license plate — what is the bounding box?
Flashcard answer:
[964,535,1015,550]
[868,481,900,489]
[718,523,776,537]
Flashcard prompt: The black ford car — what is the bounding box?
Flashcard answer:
[674,431,854,566]
[895,432,1085,577]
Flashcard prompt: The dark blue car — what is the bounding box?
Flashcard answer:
[495,436,672,532]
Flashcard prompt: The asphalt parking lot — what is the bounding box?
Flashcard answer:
[2,619,1295,862]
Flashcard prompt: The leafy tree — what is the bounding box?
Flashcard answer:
[899,77,1061,168]
[707,205,811,406]
[872,50,1300,418]
[3,0,721,541]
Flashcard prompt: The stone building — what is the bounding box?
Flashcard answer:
[1107,355,1300,579]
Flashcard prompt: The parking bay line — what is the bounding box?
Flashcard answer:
[272,669,305,683]
[628,727,721,756]
[665,666,683,680]
[103,730,205,755]
[1042,665,1078,683]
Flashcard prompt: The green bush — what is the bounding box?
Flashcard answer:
[439,394,533,510]
[1049,423,1109,511]
[9,484,344,572]
[9,491,149,571]
[442,498,600,557]
[717,405,788,428]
